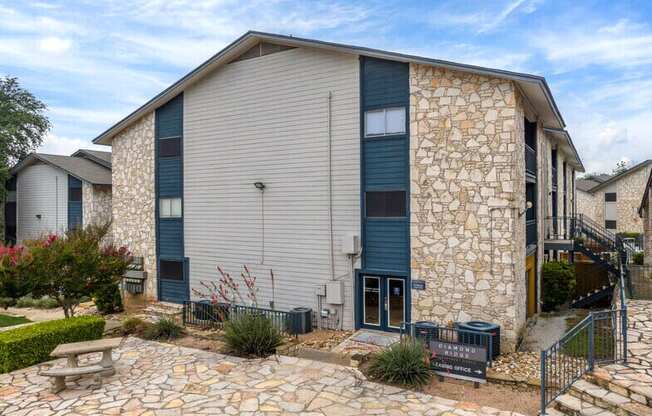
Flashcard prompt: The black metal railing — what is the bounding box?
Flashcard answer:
[540,218,630,414]
[540,308,627,414]
[526,219,537,247]
[401,322,495,367]
[183,300,298,335]
[544,216,576,240]
[525,144,537,176]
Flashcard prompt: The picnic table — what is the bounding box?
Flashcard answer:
[42,337,123,393]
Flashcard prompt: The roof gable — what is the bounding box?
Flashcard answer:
[588,160,652,193]
[92,31,574,149]
[11,152,112,185]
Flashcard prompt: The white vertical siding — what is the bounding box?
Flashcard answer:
[184,47,360,328]
[16,163,68,241]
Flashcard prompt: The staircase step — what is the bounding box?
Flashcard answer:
[545,407,567,416]
[569,379,649,416]
[587,369,652,407]
[554,393,616,416]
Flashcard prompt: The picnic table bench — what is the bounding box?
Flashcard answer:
[41,337,123,393]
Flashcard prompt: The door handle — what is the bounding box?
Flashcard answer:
[384,296,388,311]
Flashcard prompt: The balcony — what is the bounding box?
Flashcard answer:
[525,144,536,180]
[526,219,537,247]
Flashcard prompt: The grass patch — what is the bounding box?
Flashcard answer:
[563,311,617,360]
[0,314,30,328]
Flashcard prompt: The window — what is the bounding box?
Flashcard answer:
[159,137,181,157]
[160,197,182,218]
[365,191,406,217]
[364,107,405,137]
[605,220,617,230]
[69,188,82,202]
[605,193,617,202]
[160,260,183,280]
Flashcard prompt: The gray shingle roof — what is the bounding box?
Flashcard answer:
[71,149,112,168]
[576,179,601,192]
[11,152,112,185]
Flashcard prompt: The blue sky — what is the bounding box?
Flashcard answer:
[1,0,651,174]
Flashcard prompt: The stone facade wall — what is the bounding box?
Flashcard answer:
[111,112,157,299]
[82,183,112,227]
[614,166,651,233]
[576,165,651,233]
[576,189,597,222]
[643,186,652,264]
[409,63,526,349]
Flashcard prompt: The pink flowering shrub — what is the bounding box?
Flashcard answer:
[0,243,32,308]
[24,223,132,317]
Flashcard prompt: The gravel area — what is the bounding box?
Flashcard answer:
[489,352,541,383]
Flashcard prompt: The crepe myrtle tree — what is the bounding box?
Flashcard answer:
[25,223,131,317]
[0,243,32,308]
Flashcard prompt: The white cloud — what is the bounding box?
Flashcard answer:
[428,0,541,34]
[533,19,652,71]
[39,36,72,54]
[38,133,108,156]
[48,107,129,127]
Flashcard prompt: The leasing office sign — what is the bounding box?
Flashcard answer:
[429,340,487,383]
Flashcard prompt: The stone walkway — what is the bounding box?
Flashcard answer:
[592,299,652,400]
[0,337,525,416]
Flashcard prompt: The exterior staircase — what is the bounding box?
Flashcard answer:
[569,215,629,309]
[548,372,652,416]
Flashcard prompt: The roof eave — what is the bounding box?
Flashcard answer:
[543,127,585,173]
[93,31,568,146]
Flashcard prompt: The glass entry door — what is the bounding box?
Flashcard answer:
[361,275,407,331]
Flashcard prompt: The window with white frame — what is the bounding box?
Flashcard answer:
[160,197,182,218]
[364,107,406,137]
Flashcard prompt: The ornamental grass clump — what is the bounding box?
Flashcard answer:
[223,313,283,357]
[367,339,431,388]
[142,318,183,341]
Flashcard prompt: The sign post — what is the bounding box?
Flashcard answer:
[429,339,487,385]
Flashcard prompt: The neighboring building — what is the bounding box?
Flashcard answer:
[94,32,583,349]
[6,149,112,242]
[639,170,652,264]
[576,161,652,233]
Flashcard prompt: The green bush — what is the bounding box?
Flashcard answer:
[223,313,283,357]
[93,283,123,315]
[142,318,183,341]
[367,339,431,388]
[0,316,105,373]
[15,295,59,309]
[542,261,576,311]
[120,316,147,336]
[633,252,644,265]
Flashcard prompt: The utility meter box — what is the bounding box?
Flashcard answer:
[341,233,360,255]
[326,281,344,304]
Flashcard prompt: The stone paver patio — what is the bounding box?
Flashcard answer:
[592,299,652,400]
[0,337,525,416]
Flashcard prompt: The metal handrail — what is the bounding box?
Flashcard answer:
[540,214,629,415]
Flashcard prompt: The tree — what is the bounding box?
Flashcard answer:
[0,77,50,165]
[0,77,50,240]
[613,160,629,175]
[24,223,130,317]
[0,244,32,308]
